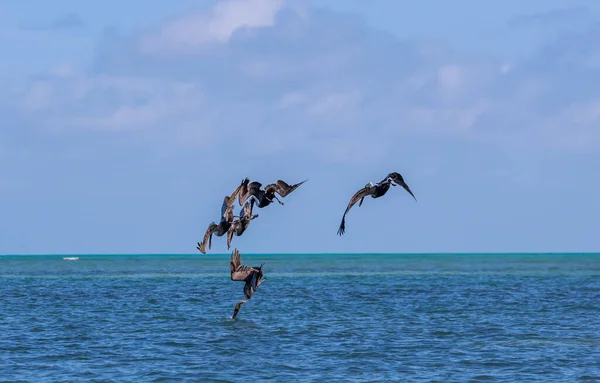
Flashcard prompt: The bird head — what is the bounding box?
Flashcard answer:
[386,172,403,183]
[388,172,417,201]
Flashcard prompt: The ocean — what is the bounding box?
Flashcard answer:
[1,253,599,382]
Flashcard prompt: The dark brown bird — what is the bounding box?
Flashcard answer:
[229,248,265,319]
[337,172,416,236]
[226,201,259,250]
[237,178,307,208]
[197,184,244,254]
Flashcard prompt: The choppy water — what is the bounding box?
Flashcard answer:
[1,253,599,382]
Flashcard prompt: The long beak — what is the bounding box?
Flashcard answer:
[401,182,417,201]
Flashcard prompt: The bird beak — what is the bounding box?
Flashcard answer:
[401,182,417,201]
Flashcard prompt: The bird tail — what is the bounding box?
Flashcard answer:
[337,216,346,236]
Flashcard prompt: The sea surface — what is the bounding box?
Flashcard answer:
[1,253,599,382]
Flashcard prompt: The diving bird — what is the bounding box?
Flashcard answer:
[197,184,244,254]
[229,248,265,320]
[237,178,307,208]
[337,172,416,236]
[227,201,259,250]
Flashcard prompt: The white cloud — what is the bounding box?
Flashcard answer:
[15,74,203,132]
[140,0,284,55]
[4,1,600,163]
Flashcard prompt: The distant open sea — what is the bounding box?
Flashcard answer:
[1,253,599,382]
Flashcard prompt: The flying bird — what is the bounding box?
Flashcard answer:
[227,201,260,250]
[197,184,244,254]
[229,248,265,320]
[237,178,307,208]
[337,172,416,236]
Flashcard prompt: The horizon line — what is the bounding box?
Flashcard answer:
[2,251,599,257]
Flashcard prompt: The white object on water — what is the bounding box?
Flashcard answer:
[63,257,79,261]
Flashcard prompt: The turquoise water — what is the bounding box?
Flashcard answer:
[1,253,599,382]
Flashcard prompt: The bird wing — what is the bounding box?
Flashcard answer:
[226,226,235,250]
[343,186,373,217]
[230,248,259,281]
[198,223,216,253]
[230,181,243,201]
[227,182,245,215]
[337,186,373,236]
[220,182,245,220]
[238,179,263,206]
[243,200,254,219]
[237,178,249,206]
[221,196,230,218]
[265,179,307,198]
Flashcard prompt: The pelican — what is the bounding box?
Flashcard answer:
[237,178,307,208]
[337,172,416,236]
[197,184,244,254]
[229,248,265,319]
[227,201,259,250]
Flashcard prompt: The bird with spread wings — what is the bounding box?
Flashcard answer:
[337,172,416,236]
[237,178,307,209]
[197,183,244,254]
[229,248,266,319]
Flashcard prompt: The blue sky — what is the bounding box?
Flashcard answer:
[1,0,599,254]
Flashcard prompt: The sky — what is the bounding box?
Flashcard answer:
[1,0,599,255]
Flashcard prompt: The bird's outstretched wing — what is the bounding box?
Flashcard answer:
[197,222,217,253]
[226,222,238,250]
[238,179,263,206]
[237,178,250,206]
[265,179,308,198]
[222,183,243,221]
[230,181,244,201]
[230,248,259,281]
[337,186,373,236]
[221,196,230,219]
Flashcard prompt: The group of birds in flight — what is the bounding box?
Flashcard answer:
[196,172,417,319]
